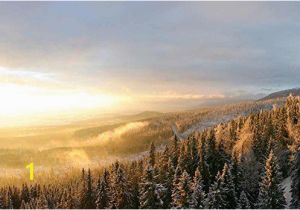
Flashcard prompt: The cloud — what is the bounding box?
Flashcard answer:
[0,2,300,118]
[0,66,60,88]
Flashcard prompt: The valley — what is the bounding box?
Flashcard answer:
[0,96,284,171]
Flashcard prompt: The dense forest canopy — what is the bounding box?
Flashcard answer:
[1,95,300,209]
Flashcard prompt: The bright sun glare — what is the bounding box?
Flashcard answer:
[0,83,118,121]
[0,66,132,126]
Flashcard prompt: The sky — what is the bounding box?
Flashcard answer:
[1,2,300,126]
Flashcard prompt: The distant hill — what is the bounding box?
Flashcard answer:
[259,88,300,101]
[118,111,163,121]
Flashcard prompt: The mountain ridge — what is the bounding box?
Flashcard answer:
[258,88,300,101]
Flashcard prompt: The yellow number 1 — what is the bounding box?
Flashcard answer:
[26,162,34,181]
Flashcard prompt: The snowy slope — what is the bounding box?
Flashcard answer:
[259,88,300,101]
[182,113,241,138]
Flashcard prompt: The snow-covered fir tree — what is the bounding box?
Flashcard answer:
[291,146,300,208]
[219,163,238,209]
[95,176,109,208]
[149,142,156,167]
[110,162,132,209]
[158,154,174,208]
[171,166,182,208]
[139,165,163,208]
[190,167,205,208]
[177,142,189,173]
[174,170,192,208]
[256,150,286,208]
[80,169,94,209]
[204,171,224,209]
[36,194,48,209]
[231,152,243,198]
[189,136,200,176]
[171,135,180,168]
[239,190,251,209]
[198,138,211,192]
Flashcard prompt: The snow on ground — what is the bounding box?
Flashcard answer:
[282,176,292,208]
[181,113,243,138]
[171,123,185,140]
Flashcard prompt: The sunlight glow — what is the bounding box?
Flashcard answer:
[0,83,119,118]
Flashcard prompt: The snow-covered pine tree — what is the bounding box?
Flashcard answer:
[110,163,132,209]
[86,169,95,208]
[158,146,170,183]
[149,142,156,167]
[20,184,30,204]
[291,147,300,208]
[8,187,20,209]
[65,188,74,209]
[36,194,48,209]
[20,200,26,209]
[261,113,273,161]
[79,169,86,208]
[81,168,85,180]
[219,163,238,209]
[286,95,300,145]
[190,167,205,209]
[238,190,250,209]
[198,138,211,193]
[157,151,174,208]
[95,176,109,209]
[128,162,140,209]
[205,129,222,180]
[161,158,175,208]
[204,171,224,209]
[272,106,288,142]
[228,119,238,142]
[102,169,111,203]
[240,151,260,207]
[0,194,3,209]
[269,135,290,178]
[171,166,182,208]
[57,190,68,209]
[171,169,192,209]
[216,142,230,173]
[25,201,33,209]
[204,163,239,209]
[187,136,200,176]
[24,199,33,209]
[256,150,286,208]
[139,165,163,208]
[46,192,56,209]
[29,184,39,200]
[6,191,14,209]
[176,170,192,208]
[231,152,243,198]
[172,134,180,168]
[80,169,95,209]
[177,142,189,173]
